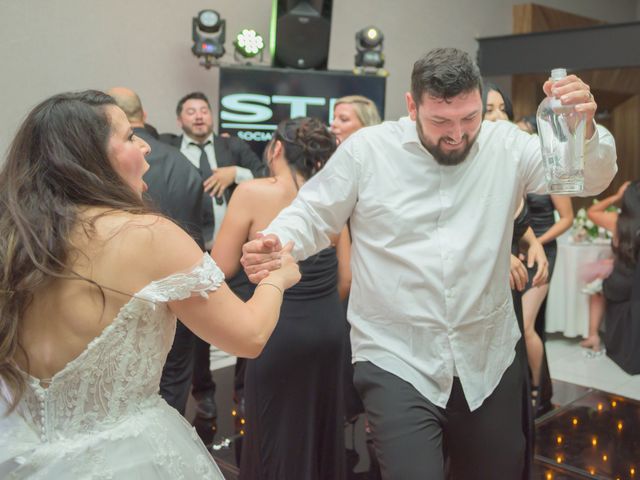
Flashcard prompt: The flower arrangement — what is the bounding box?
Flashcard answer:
[571,203,617,243]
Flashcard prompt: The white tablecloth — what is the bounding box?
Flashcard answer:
[545,237,613,338]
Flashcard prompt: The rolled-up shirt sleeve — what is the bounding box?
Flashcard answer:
[581,123,617,196]
[234,166,254,183]
[262,142,360,261]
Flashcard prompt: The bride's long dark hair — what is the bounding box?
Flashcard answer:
[0,90,148,412]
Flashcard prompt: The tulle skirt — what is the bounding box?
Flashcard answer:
[0,398,223,479]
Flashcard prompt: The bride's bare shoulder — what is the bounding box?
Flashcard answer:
[81,210,175,243]
[78,209,203,280]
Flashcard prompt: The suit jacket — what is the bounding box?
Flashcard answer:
[158,133,266,203]
[135,128,205,250]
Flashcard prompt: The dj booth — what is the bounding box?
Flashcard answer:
[218,65,386,156]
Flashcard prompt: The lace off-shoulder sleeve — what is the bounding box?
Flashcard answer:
[140,254,225,304]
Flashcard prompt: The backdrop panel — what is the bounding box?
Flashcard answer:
[219,65,386,156]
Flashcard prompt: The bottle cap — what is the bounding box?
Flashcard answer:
[550,68,567,81]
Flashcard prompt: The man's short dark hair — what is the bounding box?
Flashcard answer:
[176,92,211,116]
[411,48,482,103]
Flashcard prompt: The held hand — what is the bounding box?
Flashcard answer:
[525,241,549,287]
[510,254,528,292]
[203,166,237,199]
[265,242,301,290]
[241,233,284,284]
[543,74,596,137]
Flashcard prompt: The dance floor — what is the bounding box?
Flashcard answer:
[534,387,639,480]
[194,366,639,479]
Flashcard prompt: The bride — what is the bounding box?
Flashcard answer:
[0,90,300,478]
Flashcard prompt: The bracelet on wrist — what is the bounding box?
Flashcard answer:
[256,282,283,296]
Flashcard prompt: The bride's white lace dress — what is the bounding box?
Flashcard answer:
[0,254,225,479]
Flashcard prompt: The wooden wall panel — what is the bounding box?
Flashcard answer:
[511,74,545,120]
[511,4,637,210]
[513,3,604,35]
[611,94,640,186]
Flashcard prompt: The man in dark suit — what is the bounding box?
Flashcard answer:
[160,91,265,248]
[108,87,205,416]
[160,91,264,421]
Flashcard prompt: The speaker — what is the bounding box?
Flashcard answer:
[272,0,333,69]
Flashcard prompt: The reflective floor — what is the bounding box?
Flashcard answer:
[194,366,639,479]
[535,390,639,480]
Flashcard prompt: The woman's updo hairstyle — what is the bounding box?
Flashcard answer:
[272,117,337,186]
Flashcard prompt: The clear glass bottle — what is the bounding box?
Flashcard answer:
[536,68,587,194]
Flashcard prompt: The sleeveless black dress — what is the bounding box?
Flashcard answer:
[512,205,534,480]
[239,247,347,480]
[524,194,557,291]
[603,260,640,374]
[522,194,555,413]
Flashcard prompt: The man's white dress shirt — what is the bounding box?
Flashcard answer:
[264,117,616,411]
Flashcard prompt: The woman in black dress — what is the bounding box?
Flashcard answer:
[510,199,550,480]
[211,117,349,479]
[589,180,640,374]
[518,128,573,411]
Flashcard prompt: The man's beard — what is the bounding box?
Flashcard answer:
[183,124,212,143]
[416,117,479,166]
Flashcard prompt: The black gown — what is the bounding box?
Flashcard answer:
[522,194,555,412]
[603,259,640,374]
[523,194,558,290]
[239,247,347,480]
[512,206,534,480]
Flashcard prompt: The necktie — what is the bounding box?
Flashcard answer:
[193,142,224,206]
[194,141,212,181]
[191,142,216,244]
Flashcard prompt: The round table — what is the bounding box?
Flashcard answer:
[545,237,613,338]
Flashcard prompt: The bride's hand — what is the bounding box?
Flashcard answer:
[264,242,301,290]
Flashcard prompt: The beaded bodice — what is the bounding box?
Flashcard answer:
[13,254,224,443]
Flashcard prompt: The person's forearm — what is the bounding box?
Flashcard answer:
[586,211,617,231]
[264,165,357,260]
[264,200,335,261]
[242,278,287,357]
[588,193,619,215]
[537,217,573,245]
[519,227,537,248]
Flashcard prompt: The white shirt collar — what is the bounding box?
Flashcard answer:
[181,132,214,149]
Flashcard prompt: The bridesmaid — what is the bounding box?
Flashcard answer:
[212,117,349,479]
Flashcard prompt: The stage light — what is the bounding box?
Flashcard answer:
[234,29,265,62]
[361,27,382,47]
[354,26,387,75]
[192,9,226,69]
